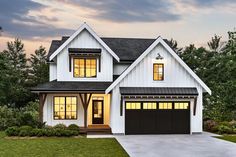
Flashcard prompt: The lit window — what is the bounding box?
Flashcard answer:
[74,58,97,78]
[174,102,189,109]
[54,97,77,120]
[153,63,164,81]
[143,102,157,109]
[126,102,141,109]
[159,102,172,109]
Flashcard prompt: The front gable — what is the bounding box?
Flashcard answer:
[106,37,211,94]
[55,25,117,82]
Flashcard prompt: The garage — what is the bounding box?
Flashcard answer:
[125,101,190,134]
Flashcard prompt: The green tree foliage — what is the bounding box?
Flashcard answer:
[179,31,236,121]
[167,38,182,55]
[0,39,49,108]
[0,39,32,108]
[207,34,221,52]
[28,46,49,87]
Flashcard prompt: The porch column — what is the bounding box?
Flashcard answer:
[39,93,47,123]
[79,93,92,128]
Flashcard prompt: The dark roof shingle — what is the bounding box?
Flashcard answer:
[120,87,198,95]
[31,80,112,93]
[47,36,157,61]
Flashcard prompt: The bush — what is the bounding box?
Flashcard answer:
[203,120,218,132]
[217,125,233,134]
[68,124,79,131]
[18,126,33,136]
[54,124,67,130]
[5,124,79,137]
[0,102,40,130]
[5,126,19,136]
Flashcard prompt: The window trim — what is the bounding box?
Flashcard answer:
[153,63,164,81]
[53,96,78,120]
[73,57,97,78]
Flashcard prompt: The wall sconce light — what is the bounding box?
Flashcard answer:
[156,53,163,60]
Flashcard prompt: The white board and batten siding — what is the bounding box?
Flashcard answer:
[110,43,203,134]
[55,30,113,82]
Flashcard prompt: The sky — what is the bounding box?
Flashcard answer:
[0,0,235,56]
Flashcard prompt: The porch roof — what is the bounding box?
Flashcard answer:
[31,80,112,93]
[120,87,198,96]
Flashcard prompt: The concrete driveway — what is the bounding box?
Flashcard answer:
[115,132,236,157]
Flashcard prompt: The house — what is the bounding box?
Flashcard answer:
[31,23,211,134]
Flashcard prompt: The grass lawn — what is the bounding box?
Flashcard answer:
[216,135,236,143]
[0,132,128,157]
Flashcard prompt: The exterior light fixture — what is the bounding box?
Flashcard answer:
[156,53,163,60]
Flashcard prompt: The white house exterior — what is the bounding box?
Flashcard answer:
[31,23,211,134]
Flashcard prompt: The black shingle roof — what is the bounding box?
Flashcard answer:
[120,87,198,95]
[31,80,112,93]
[47,36,159,61]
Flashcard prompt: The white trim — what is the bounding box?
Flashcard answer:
[49,23,120,62]
[106,36,211,95]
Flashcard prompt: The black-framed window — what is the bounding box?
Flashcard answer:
[54,96,77,120]
[143,102,157,109]
[174,102,189,109]
[126,102,141,109]
[153,63,164,81]
[74,58,97,78]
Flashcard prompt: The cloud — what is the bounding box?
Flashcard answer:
[181,0,236,7]
[57,0,181,22]
[0,0,73,39]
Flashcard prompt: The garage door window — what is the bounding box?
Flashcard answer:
[174,102,189,109]
[159,102,172,109]
[126,102,141,109]
[143,102,157,109]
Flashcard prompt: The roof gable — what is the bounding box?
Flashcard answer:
[49,23,119,61]
[105,36,211,95]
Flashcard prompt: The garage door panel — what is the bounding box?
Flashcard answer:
[125,110,142,134]
[172,110,190,134]
[156,110,172,133]
[140,110,157,134]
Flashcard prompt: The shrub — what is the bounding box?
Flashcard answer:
[68,124,79,131]
[217,125,233,134]
[0,102,40,130]
[54,124,67,130]
[5,126,19,136]
[229,120,236,129]
[19,130,28,137]
[203,120,218,132]
[18,126,33,136]
[31,128,42,137]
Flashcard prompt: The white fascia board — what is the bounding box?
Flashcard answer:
[106,36,211,95]
[49,23,120,62]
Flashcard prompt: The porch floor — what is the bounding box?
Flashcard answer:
[80,125,112,135]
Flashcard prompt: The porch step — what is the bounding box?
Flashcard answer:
[80,125,112,135]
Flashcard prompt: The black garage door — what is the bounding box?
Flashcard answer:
[125,101,190,134]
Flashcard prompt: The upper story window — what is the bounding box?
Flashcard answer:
[153,63,164,81]
[74,58,97,78]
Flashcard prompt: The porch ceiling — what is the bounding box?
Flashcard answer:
[31,80,112,93]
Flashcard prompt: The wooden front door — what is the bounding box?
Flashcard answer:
[92,100,104,124]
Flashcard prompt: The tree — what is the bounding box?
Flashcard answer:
[28,46,49,86]
[2,38,31,108]
[167,38,182,55]
[207,34,221,52]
